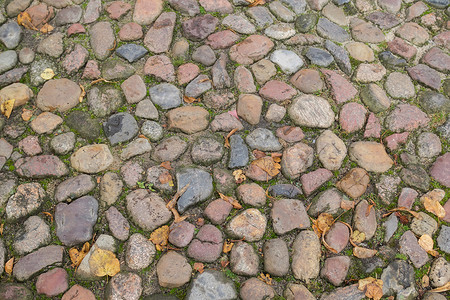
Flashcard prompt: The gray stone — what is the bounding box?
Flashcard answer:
[177,168,213,213]
[103,112,139,146]
[245,128,282,151]
[100,172,123,206]
[437,225,450,254]
[149,83,182,109]
[135,99,159,120]
[191,136,224,166]
[168,0,200,16]
[292,230,321,281]
[121,138,152,160]
[360,83,391,113]
[88,85,124,117]
[281,0,307,13]
[222,14,256,34]
[0,173,16,208]
[270,49,304,75]
[417,132,442,158]
[325,40,352,75]
[265,23,296,40]
[13,216,50,255]
[0,283,33,300]
[141,121,163,142]
[269,1,296,22]
[126,233,156,270]
[83,0,102,23]
[192,45,216,66]
[116,44,148,63]
[288,95,335,128]
[264,238,289,276]
[400,230,429,268]
[55,174,96,202]
[384,214,398,243]
[102,59,136,81]
[6,183,46,221]
[317,18,350,43]
[55,196,98,246]
[401,164,430,192]
[186,270,237,300]
[418,91,450,114]
[429,257,450,287]
[381,260,417,299]
[106,206,130,241]
[438,118,450,141]
[50,132,76,155]
[295,14,317,33]
[37,33,64,58]
[305,47,334,67]
[55,5,82,25]
[247,6,274,28]
[90,22,115,60]
[424,0,449,8]
[379,51,407,71]
[30,58,57,86]
[229,135,249,169]
[0,50,17,74]
[0,22,22,49]
[153,136,187,161]
[316,130,347,171]
[185,75,212,98]
[308,188,346,217]
[230,242,259,276]
[0,239,4,275]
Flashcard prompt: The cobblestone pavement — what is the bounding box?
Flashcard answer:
[0,0,449,299]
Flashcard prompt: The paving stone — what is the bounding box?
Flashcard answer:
[316,130,347,170]
[360,83,391,113]
[15,155,69,179]
[399,230,429,268]
[284,284,316,300]
[337,167,369,198]
[417,132,442,158]
[381,260,417,299]
[325,222,350,253]
[144,55,175,82]
[247,6,274,28]
[103,112,139,145]
[227,208,267,242]
[351,19,385,43]
[121,161,144,187]
[228,135,249,168]
[269,1,296,22]
[230,35,274,65]
[146,166,175,194]
[321,256,350,286]
[167,106,209,134]
[290,69,324,94]
[265,22,296,40]
[71,144,113,174]
[188,224,223,262]
[37,33,64,58]
[36,268,68,297]
[246,128,282,151]
[251,59,277,85]
[270,49,303,74]
[339,102,367,133]
[281,142,314,179]
[62,285,95,300]
[430,153,450,188]
[317,18,350,42]
[230,242,259,276]
[50,132,75,155]
[397,22,429,45]
[157,251,192,287]
[429,257,450,288]
[379,51,408,70]
[222,14,256,34]
[169,221,195,247]
[185,75,212,98]
[90,22,114,60]
[105,273,142,300]
[240,277,275,300]
[345,42,374,62]
[292,231,321,281]
[288,95,335,128]
[408,64,442,91]
[182,14,218,41]
[271,199,310,234]
[168,0,200,16]
[135,99,159,120]
[237,183,266,207]
[119,22,143,41]
[324,40,352,75]
[126,233,156,270]
[411,212,438,237]
[301,168,333,196]
[376,175,401,204]
[55,174,96,203]
[322,69,357,103]
[13,245,64,281]
[349,141,393,173]
[0,22,22,49]
[263,238,289,276]
[186,269,237,300]
[305,47,334,67]
[177,168,213,212]
[437,226,450,254]
[354,199,377,240]
[36,79,81,112]
[13,216,50,255]
[153,136,187,161]
[106,206,130,241]
[419,91,450,114]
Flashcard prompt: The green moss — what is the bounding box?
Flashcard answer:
[395,253,408,260]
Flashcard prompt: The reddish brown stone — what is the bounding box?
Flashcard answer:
[177,63,200,85]
[422,47,450,73]
[106,1,132,19]
[62,285,95,300]
[325,222,350,253]
[67,23,85,36]
[398,187,418,209]
[300,168,333,196]
[339,102,367,133]
[364,112,381,138]
[384,132,409,151]
[204,199,233,224]
[119,22,143,41]
[430,153,450,188]
[290,69,324,94]
[144,55,175,82]
[206,30,240,49]
[36,268,68,297]
[259,80,297,102]
[276,126,304,143]
[388,37,417,60]
[322,69,357,104]
[229,35,274,65]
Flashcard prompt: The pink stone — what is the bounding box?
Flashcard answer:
[259,80,297,102]
[199,0,233,13]
[325,222,350,253]
[119,22,143,41]
[276,126,304,143]
[62,44,88,74]
[443,200,450,223]
[339,102,367,133]
[144,12,176,53]
[234,66,256,93]
[36,268,68,297]
[204,199,233,224]
[321,256,350,286]
[407,64,442,90]
[169,221,195,247]
[364,112,381,138]
[430,153,450,188]
[67,23,85,36]
[398,187,418,209]
[144,55,175,82]
[422,47,450,73]
[229,35,274,65]
[300,168,333,196]
[388,37,417,60]
[406,1,427,21]
[433,31,450,50]
[18,136,42,156]
[82,60,101,79]
[384,132,409,151]
[322,69,357,104]
[62,285,96,300]
[177,63,200,85]
[106,1,132,19]
[133,0,163,25]
[206,30,240,49]
[385,104,429,132]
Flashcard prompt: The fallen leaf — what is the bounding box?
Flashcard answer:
[253,149,266,159]
[316,213,334,234]
[41,211,53,223]
[251,156,281,177]
[89,78,114,86]
[232,169,246,184]
[160,161,172,170]
[17,12,36,30]
[248,0,266,7]
[358,277,383,300]
[183,95,200,103]
[69,242,90,268]
[21,108,33,121]
[340,199,355,210]
[418,234,439,257]
[383,207,422,220]
[395,212,409,225]
[150,225,170,251]
[322,234,337,253]
[0,223,3,235]
[258,273,272,285]
[351,230,366,245]
[228,109,239,119]
[422,196,446,219]
[196,218,205,226]
[223,240,234,253]
[40,68,55,80]
[224,128,238,148]
[220,259,230,268]
[353,246,378,258]
[271,152,282,163]
[366,204,374,217]
[79,84,86,103]
[0,98,15,118]
[159,170,172,185]
[219,192,242,209]
[422,274,429,288]
[5,257,13,275]
[40,23,54,33]
[193,262,204,273]
[89,247,120,277]
[430,281,450,292]
[198,78,210,83]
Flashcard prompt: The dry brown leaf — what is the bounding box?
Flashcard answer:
[232,169,246,184]
[196,218,205,226]
[224,128,239,148]
[396,212,409,225]
[322,233,337,253]
[160,161,172,170]
[430,281,450,293]
[0,223,3,236]
[219,192,243,209]
[42,211,53,223]
[422,274,429,288]
[198,78,210,83]
[69,242,90,268]
[418,234,440,257]
[340,199,355,210]
[21,108,33,121]
[353,246,378,258]
[40,23,54,33]
[89,247,120,277]
[5,257,13,275]
[423,196,446,219]
[89,78,114,85]
[223,240,234,253]
[358,277,383,300]
[271,152,282,163]
[159,170,172,185]
[17,12,37,30]
[248,0,266,7]
[251,156,281,177]
[79,84,86,103]
[40,68,55,80]
[253,149,266,159]
[366,204,374,217]
[317,213,334,233]
[150,225,170,251]
[193,262,204,273]
[383,207,422,220]
[351,230,366,245]
[258,273,272,285]
[183,95,200,103]
[0,99,15,119]
[221,259,230,268]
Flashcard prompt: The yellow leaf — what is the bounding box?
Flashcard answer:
[4,257,13,275]
[317,213,334,234]
[353,246,378,258]
[257,273,272,285]
[422,274,429,288]
[251,156,281,177]
[232,169,246,184]
[351,230,366,244]
[418,234,440,257]
[69,242,90,268]
[40,68,55,80]
[224,128,238,148]
[358,277,383,300]
[193,262,204,273]
[21,108,33,121]
[79,84,86,103]
[39,23,54,33]
[219,193,242,209]
[183,95,200,103]
[17,12,36,30]
[430,281,450,293]
[422,196,446,219]
[158,170,172,185]
[223,240,234,253]
[88,247,120,277]
[0,99,15,118]
[150,225,170,251]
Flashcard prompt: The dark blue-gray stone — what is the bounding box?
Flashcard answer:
[186,270,238,300]
[149,83,182,109]
[228,135,249,169]
[324,40,352,75]
[268,184,303,198]
[317,18,350,43]
[379,51,407,71]
[424,0,449,9]
[333,0,350,5]
[280,0,307,14]
[115,44,148,63]
[177,168,213,213]
[305,47,334,67]
[245,128,282,151]
[103,112,139,145]
[0,22,22,49]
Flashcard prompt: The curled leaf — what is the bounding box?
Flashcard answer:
[79,84,86,103]
[69,242,90,268]
[5,257,14,275]
[219,192,242,209]
[418,234,439,257]
[233,169,246,184]
[358,277,383,300]
[193,262,204,273]
[258,273,272,285]
[223,240,234,253]
[160,161,172,170]
[89,247,120,277]
[224,128,238,148]
[383,208,422,220]
[353,246,378,258]
[430,281,450,293]
[351,230,366,245]
[40,68,55,80]
[17,12,36,30]
[422,195,446,219]
[150,225,170,251]
[40,23,54,33]
[251,156,281,177]
[0,99,15,118]
[183,95,200,104]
